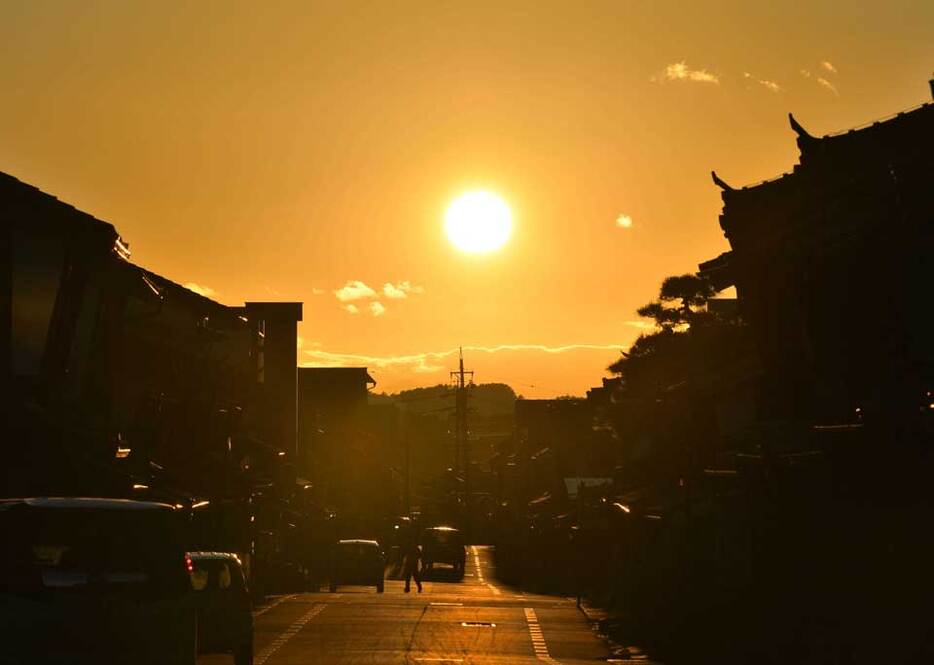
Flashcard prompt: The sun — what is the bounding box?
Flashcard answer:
[444,190,512,253]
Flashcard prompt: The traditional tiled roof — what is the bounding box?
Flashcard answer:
[715,102,933,252]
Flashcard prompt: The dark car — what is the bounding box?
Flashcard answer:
[329,539,385,593]
[190,552,254,665]
[0,498,197,664]
[421,526,466,576]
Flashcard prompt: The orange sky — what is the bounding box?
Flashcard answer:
[2,2,932,396]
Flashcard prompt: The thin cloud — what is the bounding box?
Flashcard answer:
[342,303,360,315]
[616,214,633,229]
[183,282,217,299]
[311,287,325,295]
[625,320,656,330]
[816,77,839,96]
[743,72,782,93]
[302,343,628,374]
[801,69,839,95]
[660,61,719,84]
[383,281,424,299]
[370,301,386,317]
[820,60,837,74]
[334,280,377,302]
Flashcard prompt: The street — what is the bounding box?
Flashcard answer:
[201,546,609,665]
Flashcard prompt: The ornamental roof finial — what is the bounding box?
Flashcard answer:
[788,113,814,140]
[711,170,734,191]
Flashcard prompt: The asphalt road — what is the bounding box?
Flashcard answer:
[200,545,609,665]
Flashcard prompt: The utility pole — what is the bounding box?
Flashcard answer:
[451,348,474,533]
[403,410,411,515]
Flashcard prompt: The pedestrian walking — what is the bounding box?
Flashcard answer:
[402,540,423,593]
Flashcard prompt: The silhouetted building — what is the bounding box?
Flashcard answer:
[298,367,390,514]
[512,398,615,507]
[701,88,934,439]
[244,301,303,457]
[4,170,305,499]
[585,377,623,406]
[5,170,317,589]
[297,367,375,473]
[6,171,124,404]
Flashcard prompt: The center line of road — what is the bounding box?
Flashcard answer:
[524,607,559,664]
[255,603,326,665]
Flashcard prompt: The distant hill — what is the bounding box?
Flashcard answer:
[369,382,517,419]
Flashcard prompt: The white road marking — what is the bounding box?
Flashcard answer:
[253,593,297,617]
[470,545,501,595]
[255,603,326,664]
[524,607,559,664]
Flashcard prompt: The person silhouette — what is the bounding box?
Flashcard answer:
[402,539,422,593]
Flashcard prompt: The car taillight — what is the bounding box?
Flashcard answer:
[184,553,194,573]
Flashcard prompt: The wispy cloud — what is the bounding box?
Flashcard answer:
[743,72,782,93]
[311,287,325,295]
[658,61,719,84]
[370,301,387,317]
[342,303,360,315]
[801,67,839,95]
[625,320,656,330]
[183,282,217,299]
[334,280,377,302]
[616,214,633,229]
[383,281,424,299]
[816,77,838,96]
[303,343,627,374]
[820,60,837,74]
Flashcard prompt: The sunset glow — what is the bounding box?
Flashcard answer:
[1,2,930,396]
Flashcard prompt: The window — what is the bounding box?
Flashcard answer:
[190,568,209,591]
[217,563,232,590]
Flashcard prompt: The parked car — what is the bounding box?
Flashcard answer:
[189,552,254,665]
[329,539,385,593]
[421,526,466,577]
[0,497,197,664]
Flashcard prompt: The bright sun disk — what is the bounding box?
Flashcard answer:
[445,190,512,253]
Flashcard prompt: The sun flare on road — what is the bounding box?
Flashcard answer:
[444,191,512,254]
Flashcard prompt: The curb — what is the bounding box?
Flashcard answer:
[575,599,657,663]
